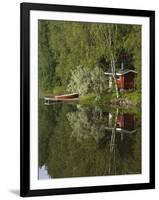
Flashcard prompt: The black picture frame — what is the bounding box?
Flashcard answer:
[20,2,155,197]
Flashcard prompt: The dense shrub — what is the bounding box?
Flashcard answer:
[67,65,108,96]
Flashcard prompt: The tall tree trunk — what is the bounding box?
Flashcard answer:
[111,59,119,99]
[106,24,119,99]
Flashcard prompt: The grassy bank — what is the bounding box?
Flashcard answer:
[79,91,141,107]
[40,86,141,109]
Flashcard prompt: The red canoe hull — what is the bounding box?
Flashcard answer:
[54,93,79,99]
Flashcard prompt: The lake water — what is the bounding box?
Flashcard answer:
[38,100,141,179]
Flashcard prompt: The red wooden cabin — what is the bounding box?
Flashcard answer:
[104,69,137,90]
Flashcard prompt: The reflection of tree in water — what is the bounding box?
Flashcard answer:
[38,102,141,179]
[67,105,141,176]
[38,101,63,167]
[67,106,107,142]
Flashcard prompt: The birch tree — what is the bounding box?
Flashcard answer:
[105,24,119,98]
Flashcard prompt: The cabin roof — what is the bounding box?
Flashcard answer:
[104,69,137,76]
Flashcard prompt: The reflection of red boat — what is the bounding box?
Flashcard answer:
[55,93,79,100]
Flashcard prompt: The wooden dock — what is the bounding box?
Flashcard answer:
[44,96,79,105]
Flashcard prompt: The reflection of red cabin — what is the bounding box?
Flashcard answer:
[117,113,136,131]
[104,69,137,90]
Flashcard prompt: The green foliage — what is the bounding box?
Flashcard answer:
[38,21,58,92]
[123,25,141,90]
[67,66,91,95]
[52,86,65,95]
[79,93,96,104]
[38,20,141,95]
[67,65,108,96]
[79,92,115,106]
[120,91,141,106]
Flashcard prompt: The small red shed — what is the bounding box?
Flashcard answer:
[104,69,137,90]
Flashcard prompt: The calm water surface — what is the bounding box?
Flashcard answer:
[38,100,141,179]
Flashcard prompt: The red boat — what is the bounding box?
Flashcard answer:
[54,93,79,100]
